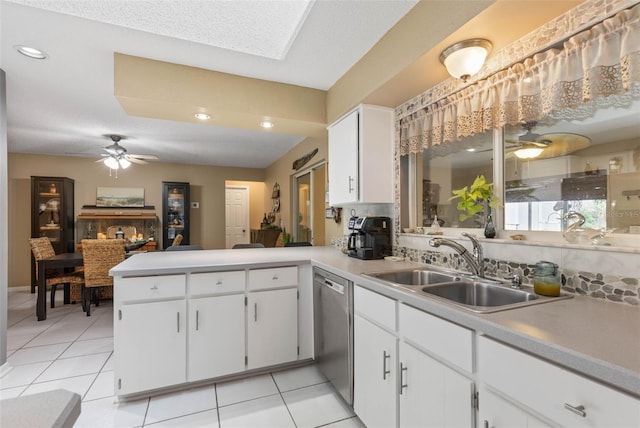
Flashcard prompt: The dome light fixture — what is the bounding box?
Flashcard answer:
[439,38,492,82]
[194,113,211,120]
[14,45,48,59]
[260,120,274,129]
[514,145,544,159]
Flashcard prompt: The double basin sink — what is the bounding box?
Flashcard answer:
[364,268,571,313]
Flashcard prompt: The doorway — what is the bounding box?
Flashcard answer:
[225,185,249,248]
[292,163,325,245]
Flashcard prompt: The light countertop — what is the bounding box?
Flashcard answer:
[111,246,640,397]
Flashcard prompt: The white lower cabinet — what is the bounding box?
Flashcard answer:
[354,286,474,428]
[115,267,303,397]
[354,314,397,428]
[479,336,640,428]
[188,294,245,381]
[479,388,551,428]
[116,299,187,396]
[247,288,298,369]
[399,341,474,428]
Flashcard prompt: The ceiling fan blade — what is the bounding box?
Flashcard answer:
[95,158,106,163]
[127,157,148,165]
[128,154,158,160]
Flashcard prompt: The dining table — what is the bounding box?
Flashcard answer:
[37,252,84,321]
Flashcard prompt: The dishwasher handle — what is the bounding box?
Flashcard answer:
[321,278,345,294]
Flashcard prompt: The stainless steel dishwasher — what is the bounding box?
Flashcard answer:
[313,267,353,405]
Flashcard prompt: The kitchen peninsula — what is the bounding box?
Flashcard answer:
[110,247,640,426]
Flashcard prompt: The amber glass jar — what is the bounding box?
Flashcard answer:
[533,261,561,297]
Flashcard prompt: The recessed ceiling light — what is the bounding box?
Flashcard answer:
[466,148,476,152]
[260,121,274,129]
[194,113,211,120]
[14,45,48,59]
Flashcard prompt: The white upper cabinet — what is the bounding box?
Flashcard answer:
[328,104,394,205]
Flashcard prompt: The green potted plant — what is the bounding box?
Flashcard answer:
[449,174,499,237]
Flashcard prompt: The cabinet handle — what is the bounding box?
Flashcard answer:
[382,351,391,380]
[216,280,223,285]
[177,312,180,332]
[564,403,587,417]
[150,285,158,290]
[254,303,258,322]
[196,310,199,331]
[348,176,355,194]
[272,275,279,280]
[399,363,408,394]
[483,420,490,428]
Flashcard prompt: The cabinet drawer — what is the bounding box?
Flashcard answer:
[249,266,297,291]
[399,303,473,373]
[190,271,245,296]
[479,336,640,428]
[116,275,186,302]
[354,285,396,331]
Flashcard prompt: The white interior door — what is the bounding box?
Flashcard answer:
[225,186,249,248]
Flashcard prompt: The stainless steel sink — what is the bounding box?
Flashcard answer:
[422,281,537,306]
[364,269,461,286]
[364,268,572,313]
[420,280,572,313]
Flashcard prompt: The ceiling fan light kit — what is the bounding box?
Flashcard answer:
[99,135,158,175]
[514,146,545,159]
[439,38,492,82]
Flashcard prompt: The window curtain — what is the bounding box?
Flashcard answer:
[399,3,640,156]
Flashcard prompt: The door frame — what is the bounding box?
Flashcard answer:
[291,161,325,244]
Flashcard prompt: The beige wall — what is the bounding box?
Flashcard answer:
[8,153,265,287]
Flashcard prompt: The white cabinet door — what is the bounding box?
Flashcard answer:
[354,315,397,428]
[188,294,245,381]
[247,288,298,369]
[399,342,474,428]
[115,299,186,396]
[479,388,552,428]
[328,109,359,205]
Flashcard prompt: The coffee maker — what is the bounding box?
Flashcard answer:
[347,216,391,260]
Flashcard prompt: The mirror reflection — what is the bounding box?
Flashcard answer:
[503,99,640,241]
[401,130,493,230]
[401,99,640,243]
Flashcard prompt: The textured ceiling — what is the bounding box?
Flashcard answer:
[8,0,316,60]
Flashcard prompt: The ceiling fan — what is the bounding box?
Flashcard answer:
[98,135,158,172]
[505,121,591,160]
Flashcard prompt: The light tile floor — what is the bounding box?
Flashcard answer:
[2,287,364,428]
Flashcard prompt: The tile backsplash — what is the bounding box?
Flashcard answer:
[393,238,640,307]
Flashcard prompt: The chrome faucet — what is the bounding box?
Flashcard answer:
[429,232,485,277]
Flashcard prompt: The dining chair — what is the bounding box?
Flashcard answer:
[165,245,203,251]
[80,239,125,316]
[29,237,84,308]
[232,243,265,249]
[171,234,183,246]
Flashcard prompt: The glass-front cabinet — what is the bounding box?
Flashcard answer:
[162,181,190,248]
[31,176,75,253]
[31,176,75,286]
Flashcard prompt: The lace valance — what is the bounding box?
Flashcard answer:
[399,3,640,156]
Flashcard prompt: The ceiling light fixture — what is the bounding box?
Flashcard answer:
[14,45,48,59]
[514,146,544,159]
[439,38,492,82]
[103,156,131,170]
[194,113,211,120]
[260,121,274,129]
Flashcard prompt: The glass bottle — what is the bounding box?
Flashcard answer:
[533,261,561,296]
